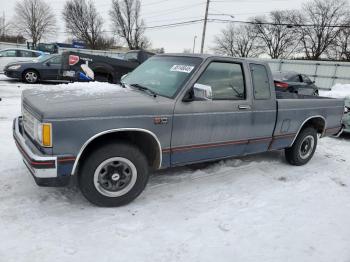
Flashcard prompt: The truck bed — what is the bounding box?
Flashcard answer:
[272,93,344,150]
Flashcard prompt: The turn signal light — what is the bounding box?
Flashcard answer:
[42,123,52,147]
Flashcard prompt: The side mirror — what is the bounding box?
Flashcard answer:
[183,83,213,102]
[46,61,51,66]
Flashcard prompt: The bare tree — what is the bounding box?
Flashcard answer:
[252,11,299,59]
[109,0,150,50]
[14,0,56,47]
[297,0,349,60]
[63,0,108,50]
[213,23,262,58]
[0,14,11,36]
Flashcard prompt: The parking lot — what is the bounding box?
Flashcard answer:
[1,75,350,262]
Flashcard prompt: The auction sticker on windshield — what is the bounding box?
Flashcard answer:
[170,65,195,73]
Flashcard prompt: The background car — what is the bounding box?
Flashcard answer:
[343,98,350,133]
[4,54,62,84]
[273,71,319,96]
[0,48,47,73]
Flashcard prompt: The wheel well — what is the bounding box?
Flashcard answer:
[22,69,40,79]
[75,130,161,175]
[301,117,326,135]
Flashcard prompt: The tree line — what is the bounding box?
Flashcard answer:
[2,0,149,50]
[213,0,350,61]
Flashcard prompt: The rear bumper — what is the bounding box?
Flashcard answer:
[13,117,75,187]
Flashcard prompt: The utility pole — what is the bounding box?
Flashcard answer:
[193,35,197,53]
[200,0,210,54]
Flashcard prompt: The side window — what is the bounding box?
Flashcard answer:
[197,62,245,100]
[48,56,61,64]
[302,75,312,83]
[1,50,17,57]
[124,52,138,61]
[18,50,34,57]
[250,64,271,100]
[32,52,41,57]
[288,74,302,82]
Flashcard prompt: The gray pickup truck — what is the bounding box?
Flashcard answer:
[13,54,345,206]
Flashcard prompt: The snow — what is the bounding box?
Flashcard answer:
[1,80,350,262]
[320,84,350,99]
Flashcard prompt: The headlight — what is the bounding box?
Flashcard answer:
[8,65,21,70]
[34,120,52,147]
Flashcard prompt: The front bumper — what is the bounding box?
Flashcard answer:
[13,117,75,187]
[4,69,21,79]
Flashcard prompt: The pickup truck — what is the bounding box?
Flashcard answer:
[60,50,154,83]
[13,54,345,207]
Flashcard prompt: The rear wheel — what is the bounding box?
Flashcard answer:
[285,127,318,166]
[23,70,39,84]
[78,142,149,207]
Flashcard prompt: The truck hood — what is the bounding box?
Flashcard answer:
[22,82,173,120]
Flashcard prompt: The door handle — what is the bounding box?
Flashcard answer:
[238,105,251,110]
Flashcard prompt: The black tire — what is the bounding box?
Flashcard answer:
[23,70,40,84]
[285,127,318,166]
[78,142,149,207]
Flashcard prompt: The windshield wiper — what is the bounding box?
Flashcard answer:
[130,83,158,97]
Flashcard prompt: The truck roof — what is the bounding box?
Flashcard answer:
[157,53,267,64]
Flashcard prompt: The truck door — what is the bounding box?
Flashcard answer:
[171,60,253,166]
[245,63,277,154]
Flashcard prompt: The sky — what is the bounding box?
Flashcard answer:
[1,0,309,52]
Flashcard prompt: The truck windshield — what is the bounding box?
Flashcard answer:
[122,56,202,98]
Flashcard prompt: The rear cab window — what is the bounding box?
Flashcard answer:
[250,64,271,100]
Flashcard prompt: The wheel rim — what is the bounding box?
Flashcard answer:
[93,157,137,197]
[299,135,315,160]
[25,72,38,83]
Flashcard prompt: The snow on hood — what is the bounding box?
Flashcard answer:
[320,84,350,99]
[26,81,128,99]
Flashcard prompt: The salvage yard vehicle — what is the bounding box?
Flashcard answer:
[0,48,47,73]
[60,50,154,83]
[273,71,319,96]
[342,99,350,133]
[4,54,62,84]
[13,54,344,207]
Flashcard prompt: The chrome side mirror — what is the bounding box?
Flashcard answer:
[193,83,213,101]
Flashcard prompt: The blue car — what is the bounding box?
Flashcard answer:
[4,54,62,84]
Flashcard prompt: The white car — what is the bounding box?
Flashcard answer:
[0,48,47,73]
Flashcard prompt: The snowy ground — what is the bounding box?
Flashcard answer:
[1,75,350,262]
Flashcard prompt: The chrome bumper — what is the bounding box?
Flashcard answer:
[13,117,74,186]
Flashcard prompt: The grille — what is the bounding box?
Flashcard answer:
[22,108,36,139]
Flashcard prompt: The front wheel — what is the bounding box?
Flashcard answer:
[78,142,149,207]
[285,127,318,166]
[23,70,39,84]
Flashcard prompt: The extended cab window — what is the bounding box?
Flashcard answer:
[250,64,271,100]
[197,62,245,100]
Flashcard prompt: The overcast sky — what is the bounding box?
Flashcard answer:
[2,0,309,52]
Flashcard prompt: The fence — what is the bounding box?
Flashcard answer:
[265,59,350,90]
[57,47,125,59]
